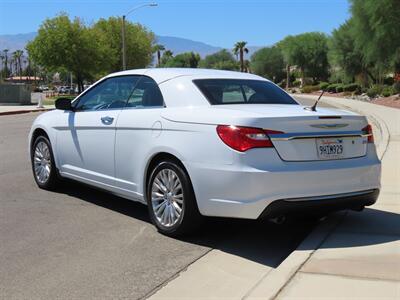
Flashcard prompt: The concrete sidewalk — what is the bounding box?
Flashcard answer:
[0,105,54,116]
[149,96,400,299]
[247,96,400,299]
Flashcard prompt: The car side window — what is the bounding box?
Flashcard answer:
[126,76,164,108]
[74,76,140,111]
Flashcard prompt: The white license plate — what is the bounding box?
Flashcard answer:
[316,138,345,159]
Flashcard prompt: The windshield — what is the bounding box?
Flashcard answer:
[193,79,298,105]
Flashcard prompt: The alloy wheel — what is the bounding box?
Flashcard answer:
[33,141,51,184]
[151,169,184,227]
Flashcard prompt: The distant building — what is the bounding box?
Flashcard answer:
[5,76,41,84]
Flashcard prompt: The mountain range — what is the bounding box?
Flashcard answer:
[0,32,261,58]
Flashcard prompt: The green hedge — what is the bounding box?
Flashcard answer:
[343,83,360,92]
[319,82,329,90]
[326,84,339,93]
[301,85,320,93]
[336,84,344,93]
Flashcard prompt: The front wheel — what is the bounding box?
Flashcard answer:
[31,135,59,190]
[147,160,203,237]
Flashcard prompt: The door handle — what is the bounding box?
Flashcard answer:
[101,116,114,125]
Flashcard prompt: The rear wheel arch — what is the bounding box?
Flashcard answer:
[144,152,192,202]
[144,152,203,236]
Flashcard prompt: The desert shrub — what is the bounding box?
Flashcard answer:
[367,85,383,98]
[319,82,329,90]
[301,85,320,93]
[382,86,395,97]
[393,82,400,94]
[292,80,301,87]
[343,83,360,92]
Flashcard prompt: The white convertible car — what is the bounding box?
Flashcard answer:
[29,68,381,236]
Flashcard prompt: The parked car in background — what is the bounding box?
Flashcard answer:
[29,68,381,236]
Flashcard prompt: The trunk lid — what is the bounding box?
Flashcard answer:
[161,104,370,161]
[214,104,369,161]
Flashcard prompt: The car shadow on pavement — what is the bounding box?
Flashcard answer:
[54,179,314,268]
[307,207,400,250]
[54,180,399,268]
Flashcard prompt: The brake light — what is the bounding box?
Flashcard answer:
[362,124,374,143]
[216,125,283,152]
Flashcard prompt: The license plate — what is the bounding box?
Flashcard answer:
[316,138,345,159]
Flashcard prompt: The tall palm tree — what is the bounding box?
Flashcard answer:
[3,49,9,78]
[12,50,23,77]
[0,53,4,80]
[233,41,249,72]
[153,44,165,67]
[161,50,173,65]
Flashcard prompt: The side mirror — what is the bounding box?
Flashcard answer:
[55,98,73,111]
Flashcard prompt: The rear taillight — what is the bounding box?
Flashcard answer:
[216,125,283,152]
[362,124,374,143]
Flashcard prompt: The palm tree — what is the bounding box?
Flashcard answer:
[0,53,4,80]
[3,49,9,78]
[12,50,24,77]
[244,59,251,73]
[153,44,165,67]
[161,50,173,65]
[233,41,249,72]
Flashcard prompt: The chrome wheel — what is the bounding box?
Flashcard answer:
[33,141,51,184]
[151,169,184,227]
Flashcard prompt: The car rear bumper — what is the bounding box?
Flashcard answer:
[258,189,379,219]
[186,148,381,219]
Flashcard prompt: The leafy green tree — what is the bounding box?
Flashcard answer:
[93,17,155,73]
[351,0,400,76]
[199,49,238,70]
[328,19,374,85]
[164,52,200,68]
[233,41,249,72]
[279,32,329,84]
[250,46,285,82]
[26,14,102,92]
[152,44,165,67]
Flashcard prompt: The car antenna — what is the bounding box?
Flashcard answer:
[305,90,325,112]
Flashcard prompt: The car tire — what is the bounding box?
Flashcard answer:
[147,160,203,237]
[31,135,59,190]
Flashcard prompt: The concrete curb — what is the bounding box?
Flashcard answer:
[244,94,391,300]
[244,213,347,300]
[0,108,53,116]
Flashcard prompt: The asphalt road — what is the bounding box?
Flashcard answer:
[0,112,315,299]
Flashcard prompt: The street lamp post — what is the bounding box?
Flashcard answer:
[122,3,158,70]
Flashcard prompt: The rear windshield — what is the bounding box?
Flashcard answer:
[193,79,298,105]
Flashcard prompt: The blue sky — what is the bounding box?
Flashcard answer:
[0,0,350,47]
